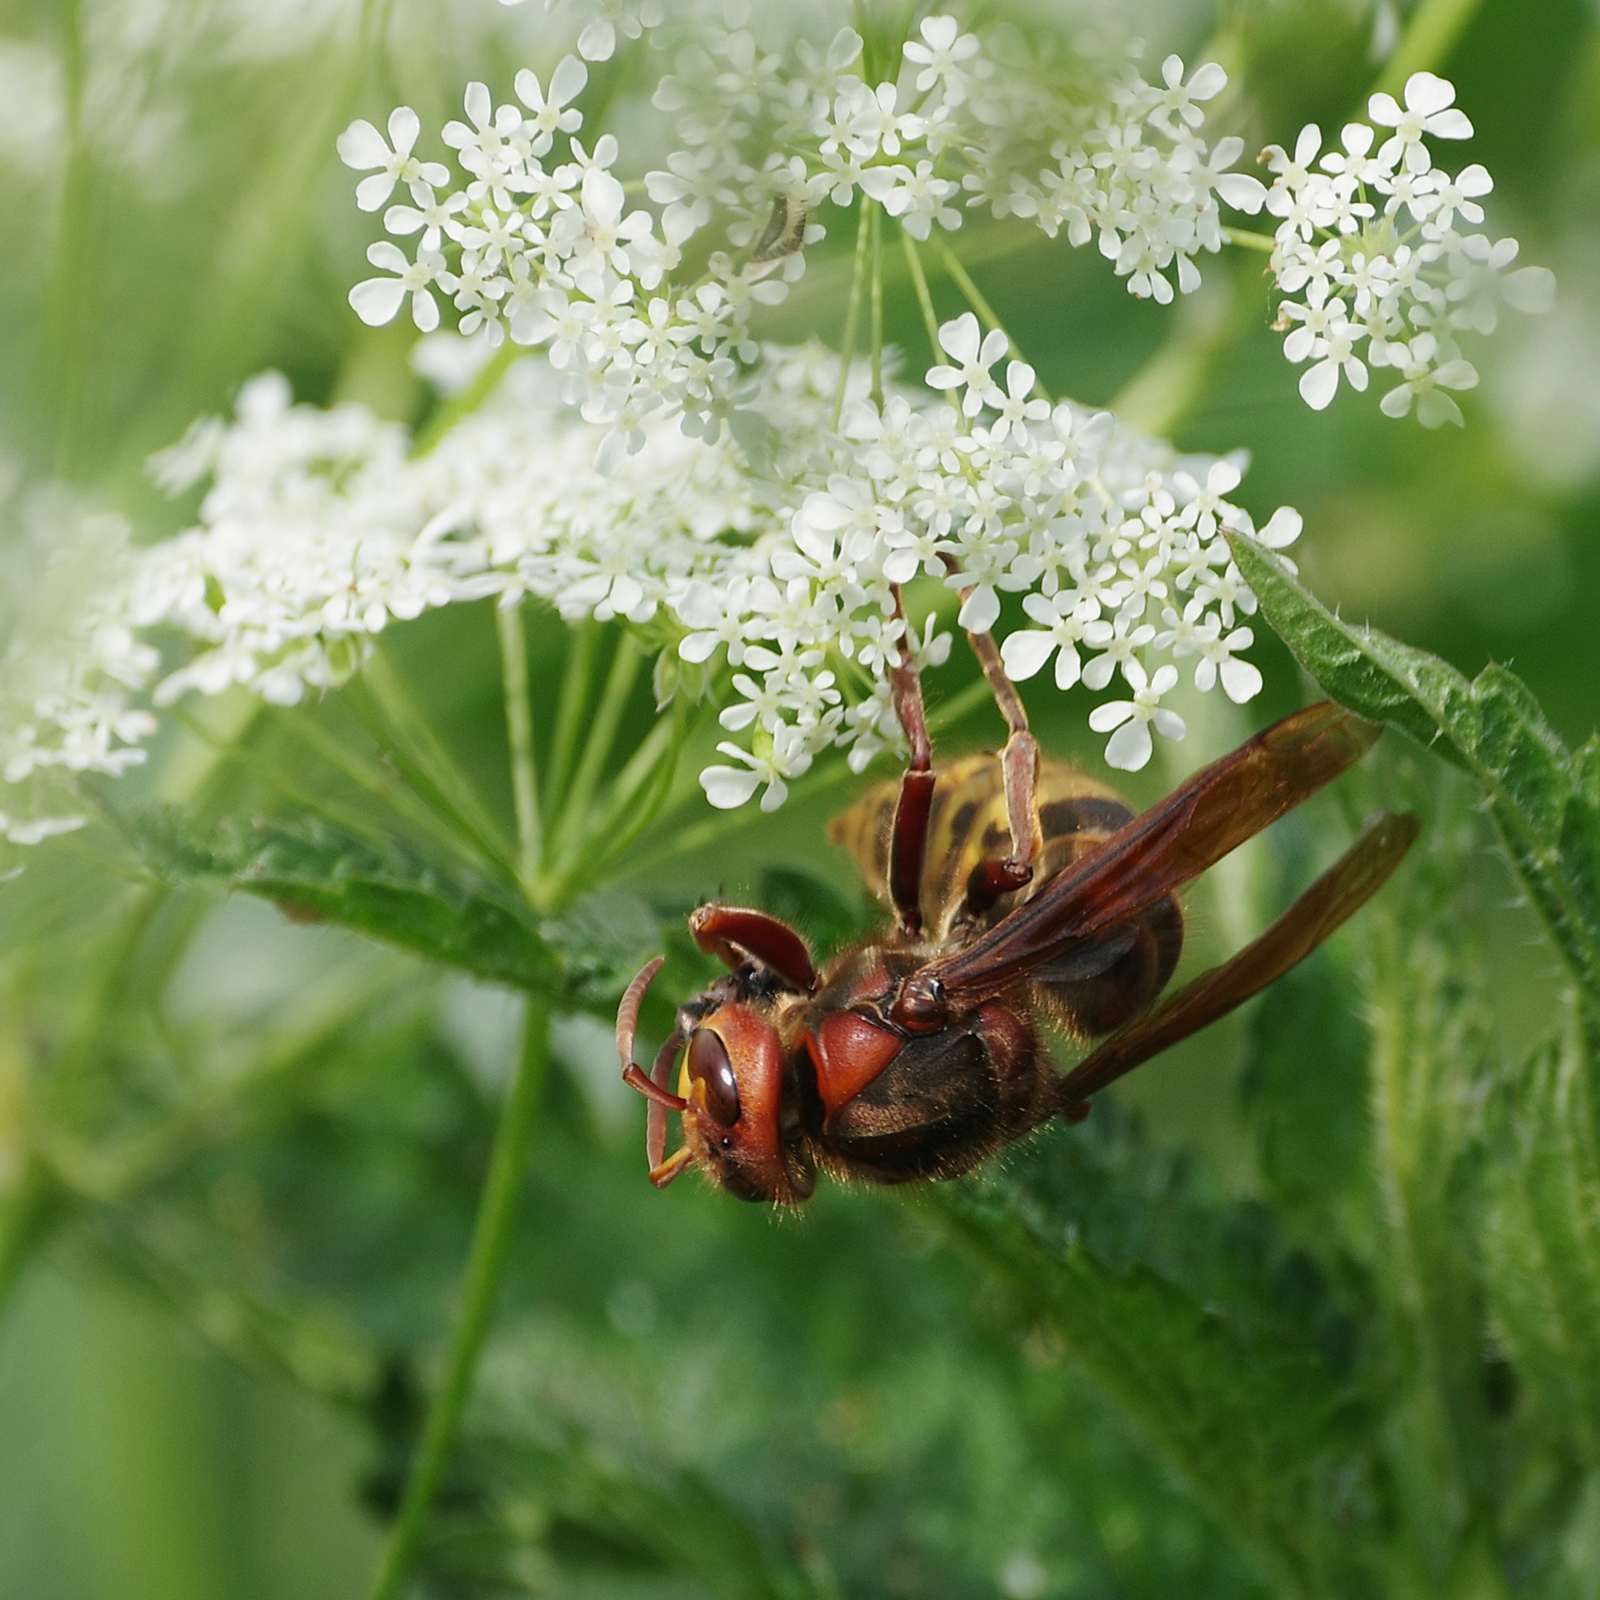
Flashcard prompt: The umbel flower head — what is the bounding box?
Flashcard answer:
[0,336,1299,852]
[0,12,1551,847]
[1263,71,1554,425]
[333,11,1270,470]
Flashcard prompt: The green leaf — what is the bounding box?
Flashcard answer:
[541,886,662,1010]
[931,1125,1371,1600]
[1239,950,1373,1258]
[124,805,560,993]
[1483,1034,1600,1467]
[1358,820,1499,1576]
[1229,535,1600,1016]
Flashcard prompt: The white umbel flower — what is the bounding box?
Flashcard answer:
[1263,72,1553,425]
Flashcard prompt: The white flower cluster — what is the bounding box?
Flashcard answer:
[0,339,1296,839]
[645,12,1263,304]
[338,13,1267,462]
[0,516,159,845]
[338,56,801,465]
[695,314,1300,804]
[1265,71,1555,425]
[961,50,1267,303]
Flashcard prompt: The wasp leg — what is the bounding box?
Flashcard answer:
[937,559,1041,908]
[690,905,818,992]
[888,584,936,938]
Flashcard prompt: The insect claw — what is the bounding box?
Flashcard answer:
[648,1146,696,1188]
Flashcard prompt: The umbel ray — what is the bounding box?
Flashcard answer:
[616,594,1418,1204]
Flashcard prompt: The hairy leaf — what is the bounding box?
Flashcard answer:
[1230,536,1600,1017]
[1483,1035,1600,1466]
[123,804,560,992]
[932,1124,1370,1600]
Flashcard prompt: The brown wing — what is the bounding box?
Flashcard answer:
[829,753,1136,945]
[897,703,1381,1018]
[1050,809,1419,1107]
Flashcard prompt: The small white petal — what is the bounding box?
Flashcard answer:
[1088,701,1134,733]
[1257,506,1303,549]
[1104,719,1154,771]
[550,54,589,104]
[579,18,617,60]
[1000,630,1055,681]
[1299,359,1341,410]
[957,584,1000,633]
[1220,657,1263,704]
[1502,265,1556,313]
[349,277,408,325]
[337,119,390,170]
[355,172,397,212]
[386,106,420,155]
[701,765,760,809]
[938,312,980,364]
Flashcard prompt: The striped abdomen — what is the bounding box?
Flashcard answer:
[828,753,1182,1037]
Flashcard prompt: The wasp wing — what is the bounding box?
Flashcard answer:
[904,702,1381,1014]
[1050,809,1418,1107]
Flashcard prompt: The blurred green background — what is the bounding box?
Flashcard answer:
[2,1,1599,1597]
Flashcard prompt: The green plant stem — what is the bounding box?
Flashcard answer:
[932,236,1052,404]
[1222,227,1275,253]
[545,621,598,825]
[412,343,519,457]
[344,652,516,880]
[899,227,942,359]
[869,203,885,407]
[551,635,641,865]
[364,993,551,1600]
[497,600,543,895]
[834,202,873,428]
[1373,0,1487,96]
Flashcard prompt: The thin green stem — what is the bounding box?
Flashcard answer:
[170,707,449,859]
[1373,0,1487,97]
[545,620,598,826]
[552,635,641,864]
[869,203,885,408]
[833,202,873,428]
[899,226,942,360]
[931,236,1050,402]
[268,707,481,862]
[345,649,517,879]
[363,993,550,1600]
[496,600,543,894]
[412,343,519,457]
[1222,226,1275,253]
[567,698,688,891]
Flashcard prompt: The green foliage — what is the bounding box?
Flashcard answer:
[1232,535,1600,1034]
[121,804,562,994]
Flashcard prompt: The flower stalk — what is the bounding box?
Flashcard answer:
[364,991,552,1600]
[497,598,544,897]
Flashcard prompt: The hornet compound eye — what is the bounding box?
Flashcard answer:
[687,1028,741,1128]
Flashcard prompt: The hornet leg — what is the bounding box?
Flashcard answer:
[888,584,936,938]
[940,559,1041,911]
